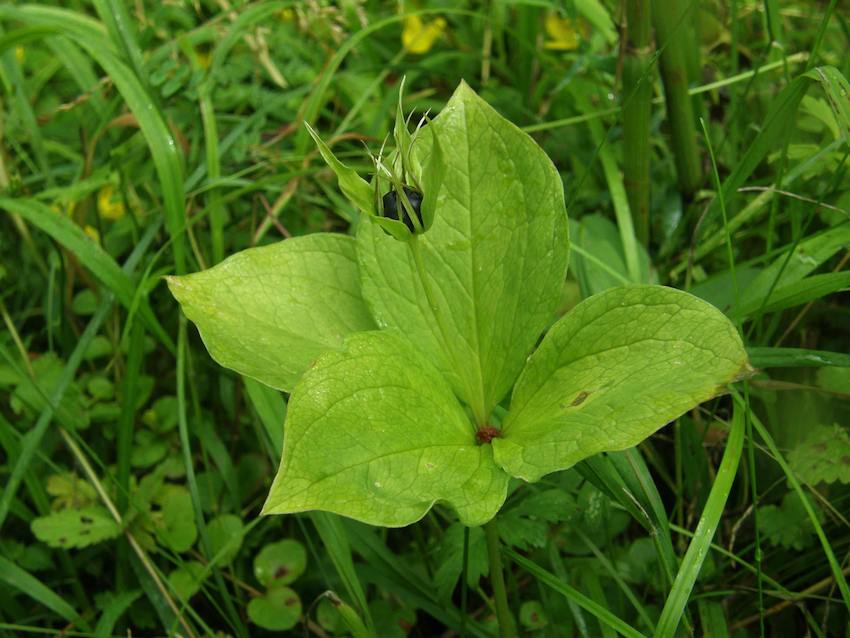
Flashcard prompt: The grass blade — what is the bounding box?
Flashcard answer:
[505,549,646,638]
[653,402,745,637]
[0,196,174,352]
[2,4,188,274]
[0,556,79,622]
[0,221,158,530]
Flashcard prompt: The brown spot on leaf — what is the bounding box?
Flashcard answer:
[285,596,298,606]
[80,515,93,524]
[274,566,290,579]
[571,391,590,407]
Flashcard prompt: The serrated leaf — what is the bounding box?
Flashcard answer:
[498,489,577,550]
[788,424,850,485]
[357,81,569,421]
[494,286,748,482]
[759,491,824,551]
[247,586,302,631]
[31,506,121,549]
[262,330,509,527]
[46,473,97,509]
[168,234,376,392]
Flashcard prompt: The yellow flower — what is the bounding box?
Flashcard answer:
[84,225,100,243]
[544,12,580,51]
[279,8,295,22]
[97,184,125,221]
[15,46,24,63]
[402,15,446,55]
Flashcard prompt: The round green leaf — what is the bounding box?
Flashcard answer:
[520,600,548,630]
[247,586,302,631]
[168,561,205,601]
[253,539,307,587]
[316,597,347,634]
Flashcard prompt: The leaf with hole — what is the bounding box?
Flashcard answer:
[31,506,121,549]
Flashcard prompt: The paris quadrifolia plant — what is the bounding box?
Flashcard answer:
[168,81,749,530]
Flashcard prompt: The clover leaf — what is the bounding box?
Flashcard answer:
[170,82,749,528]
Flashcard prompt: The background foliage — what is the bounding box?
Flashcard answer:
[0,0,849,636]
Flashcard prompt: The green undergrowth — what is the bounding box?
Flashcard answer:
[0,1,848,637]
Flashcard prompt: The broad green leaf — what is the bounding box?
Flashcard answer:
[494,286,748,482]
[31,506,121,549]
[262,330,509,527]
[358,82,569,421]
[168,234,375,393]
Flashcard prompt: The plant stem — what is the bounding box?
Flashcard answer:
[651,0,701,197]
[622,0,653,246]
[484,519,515,638]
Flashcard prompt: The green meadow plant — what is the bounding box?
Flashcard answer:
[168,82,749,619]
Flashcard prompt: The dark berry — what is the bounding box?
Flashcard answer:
[382,186,424,232]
